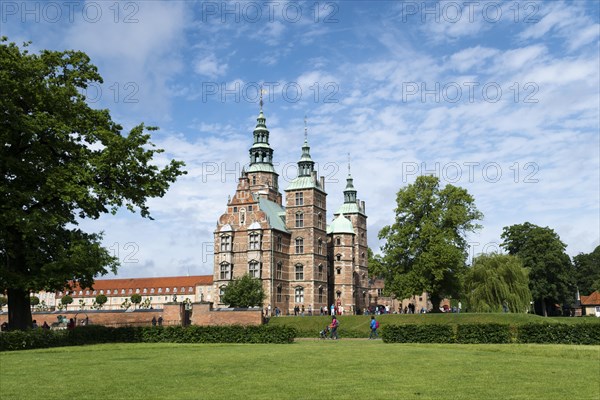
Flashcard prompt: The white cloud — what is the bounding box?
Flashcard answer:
[193,53,229,78]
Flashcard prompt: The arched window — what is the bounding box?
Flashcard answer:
[295,287,304,303]
[220,235,231,252]
[317,238,323,255]
[317,213,323,229]
[336,254,341,262]
[276,285,283,302]
[295,238,304,254]
[249,261,260,278]
[276,262,283,279]
[249,233,261,250]
[295,212,304,228]
[318,286,324,303]
[318,264,324,280]
[220,262,232,280]
[295,264,304,280]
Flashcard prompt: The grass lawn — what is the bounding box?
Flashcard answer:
[1,342,598,399]
[267,313,600,337]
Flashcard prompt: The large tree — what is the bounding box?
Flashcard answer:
[0,39,185,329]
[221,274,266,308]
[573,245,600,296]
[378,175,482,312]
[501,222,574,316]
[463,253,531,313]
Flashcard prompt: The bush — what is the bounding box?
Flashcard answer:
[0,325,297,351]
[381,324,454,343]
[518,323,600,345]
[456,324,512,344]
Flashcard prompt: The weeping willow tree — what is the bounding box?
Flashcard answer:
[464,253,531,313]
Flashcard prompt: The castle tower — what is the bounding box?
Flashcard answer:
[284,118,328,313]
[329,161,369,313]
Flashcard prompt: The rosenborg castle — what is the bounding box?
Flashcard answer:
[212,107,369,314]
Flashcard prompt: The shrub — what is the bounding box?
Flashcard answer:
[0,325,297,351]
[381,324,454,343]
[456,324,512,344]
[518,323,600,345]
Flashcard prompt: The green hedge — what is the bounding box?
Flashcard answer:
[381,324,454,343]
[382,323,600,344]
[456,324,512,344]
[518,323,600,345]
[0,325,297,351]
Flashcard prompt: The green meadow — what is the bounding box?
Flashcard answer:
[1,341,598,400]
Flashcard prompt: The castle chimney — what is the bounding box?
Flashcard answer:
[361,201,365,212]
[320,176,325,191]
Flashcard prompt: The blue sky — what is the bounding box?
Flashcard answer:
[3,0,599,278]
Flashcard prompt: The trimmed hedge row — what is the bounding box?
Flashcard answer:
[0,325,297,352]
[382,323,600,345]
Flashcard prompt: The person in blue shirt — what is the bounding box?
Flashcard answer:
[369,316,379,339]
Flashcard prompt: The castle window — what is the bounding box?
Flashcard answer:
[121,289,125,294]
[276,286,282,302]
[295,212,304,228]
[252,176,256,185]
[249,233,261,250]
[166,288,170,293]
[150,288,155,294]
[240,209,246,225]
[295,287,304,303]
[276,262,283,279]
[220,263,232,280]
[336,237,341,246]
[143,288,147,294]
[317,238,323,255]
[336,291,341,299]
[295,238,304,254]
[248,205,253,211]
[318,286,324,303]
[233,207,238,212]
[317,213,323,229]
[295,192,304,206]
[361,252,365,259]
[295,264,304,280]
[318,264,324,280]
[276,235,282,252]
[337,268,341,275]
[249,261,260,278]
[86,290,90,295]
[336,254,341,262]
[158,288,162,293]
[134,289,139,294]
[220,235,231,252]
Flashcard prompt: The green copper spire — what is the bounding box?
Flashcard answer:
[344,155,357,203]
[298,115,314,177]
[248,95,276,173]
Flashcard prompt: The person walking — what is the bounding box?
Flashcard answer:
[369,316,379,339]
[330,315,339,340]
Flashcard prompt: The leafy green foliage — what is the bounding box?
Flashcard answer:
[573,245,600,296]
[95,294,107,309]
[221,274,266,308]
[464,253,531,313]
[381,324,454,343]
[130,294,142,307]
[0,325,297,351]
[501,223,575,316]
[378,176,482,310]
[455,324,513,344]
[0,38,186,329]
[518,323,600,345]
[60,295,73,306]
[29,296,40,306]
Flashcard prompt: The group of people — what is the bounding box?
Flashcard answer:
[319,315,381,340]
[151,316,164,326]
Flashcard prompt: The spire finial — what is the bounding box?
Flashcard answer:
[347,153,351,174]
[304,114,308,141]
[259,85,265,111]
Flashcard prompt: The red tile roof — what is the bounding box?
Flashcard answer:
[580,291,600,305]
[63,275,213,298]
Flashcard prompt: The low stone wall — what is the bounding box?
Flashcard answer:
[191,302,263,326]
[0,308,176,328]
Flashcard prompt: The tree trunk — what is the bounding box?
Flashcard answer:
[8,287,32,330]
[429,294,442,313]
[541,299,547,317]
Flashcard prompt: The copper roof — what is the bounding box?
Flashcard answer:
[581,291,600,305]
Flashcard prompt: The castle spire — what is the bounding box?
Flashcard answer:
[298,115,314,177]
[247,95,276,173]
[344,154,357,203]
